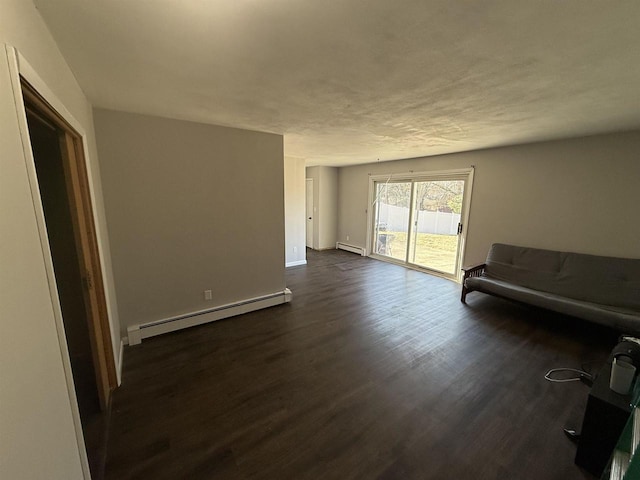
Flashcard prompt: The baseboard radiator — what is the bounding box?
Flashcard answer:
[336,242,366,256]
[127,288,292,345]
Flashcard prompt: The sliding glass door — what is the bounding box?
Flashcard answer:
[373,181,411,262]
[370,171,472,279]
[409,180,465,274]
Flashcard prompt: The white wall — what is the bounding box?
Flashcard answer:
[94,109,286,334]
[0,1,120,478]
[284,157,307,266]
[306,166,339,250]
[338,131,640,268]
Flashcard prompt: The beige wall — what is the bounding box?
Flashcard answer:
[94,109,286,335]
[306,166,339,250]
[319,167,339,249]
[0,1,120,478]
[284,157,307,266]
[338,131,640,268]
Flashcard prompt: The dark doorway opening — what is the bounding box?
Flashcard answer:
[26,109,102,417]
[22,81,116,480]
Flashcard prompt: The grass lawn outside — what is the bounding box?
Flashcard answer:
[379,231,459,274]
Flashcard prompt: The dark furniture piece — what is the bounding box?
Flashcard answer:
[600,386,640,479]
[461,243,640,333]
[575,356,633,477]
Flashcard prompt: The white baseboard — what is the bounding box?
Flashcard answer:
[336,242,366,256]
[127,288,293,345]
[116,338,124,386]
[286,260,307,267]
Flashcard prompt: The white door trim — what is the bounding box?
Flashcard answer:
[8,47,119,377]
[5,44,99,480]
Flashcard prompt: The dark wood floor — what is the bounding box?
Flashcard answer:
[104,249,619,480]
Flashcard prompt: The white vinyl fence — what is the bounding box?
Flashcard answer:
[378,204,460,235]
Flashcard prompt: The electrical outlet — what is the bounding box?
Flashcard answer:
[204,290,212,300]
[293,246,298,253]
[346,235,350,241]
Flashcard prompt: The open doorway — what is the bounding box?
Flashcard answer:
[21,79,116,478]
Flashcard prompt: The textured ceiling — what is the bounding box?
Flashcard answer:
[34,0,640,166]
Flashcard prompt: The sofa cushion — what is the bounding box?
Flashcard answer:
[465,276,640,332]
[484,244,640,311]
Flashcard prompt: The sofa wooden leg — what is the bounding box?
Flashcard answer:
[461,286,467,303]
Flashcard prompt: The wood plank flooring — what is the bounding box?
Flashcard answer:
[104,249,619,479]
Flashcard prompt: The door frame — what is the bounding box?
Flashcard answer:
[366,167,474,282]
[6,46,117,479]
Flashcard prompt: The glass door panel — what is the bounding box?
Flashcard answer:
[409,180,465,274]
[373,181,411,262]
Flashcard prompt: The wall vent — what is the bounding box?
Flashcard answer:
[336,242,366,256]
[127,288,292,345]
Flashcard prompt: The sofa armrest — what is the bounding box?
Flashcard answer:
[462,263,486,277]
[461,263,486,303]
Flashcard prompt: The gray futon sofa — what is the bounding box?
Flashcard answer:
[461,243,640,333]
